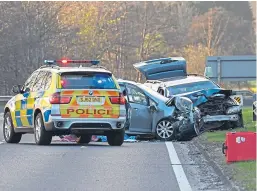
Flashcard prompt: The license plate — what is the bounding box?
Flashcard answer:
[77,96,104,105]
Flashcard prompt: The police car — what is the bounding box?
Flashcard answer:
[3,59,126,146]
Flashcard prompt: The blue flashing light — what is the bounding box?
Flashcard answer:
[91,60,100,65]
[44,60,56,65]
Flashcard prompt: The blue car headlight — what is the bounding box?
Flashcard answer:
[226,106,241,114]
[175,96,193,113]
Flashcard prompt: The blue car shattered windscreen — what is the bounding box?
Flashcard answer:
[167,81,219,96]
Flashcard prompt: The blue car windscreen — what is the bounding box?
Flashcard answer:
[167,81,219,95]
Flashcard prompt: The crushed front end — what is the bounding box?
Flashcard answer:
[196,90,244,130]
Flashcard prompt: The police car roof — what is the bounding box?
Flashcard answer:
[39,66,112,74]
[162,76,209,87]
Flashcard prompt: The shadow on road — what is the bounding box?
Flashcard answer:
[17,142,110,147]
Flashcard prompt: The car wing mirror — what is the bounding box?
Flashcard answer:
[149,104,158,112]
[12,85,22,94]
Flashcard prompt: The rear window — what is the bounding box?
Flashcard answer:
[60,72,117,89]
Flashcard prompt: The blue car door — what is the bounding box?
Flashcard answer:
[125,84,152,133]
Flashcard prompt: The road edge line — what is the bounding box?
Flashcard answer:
[193,138,240,191]
[165,142,192,191]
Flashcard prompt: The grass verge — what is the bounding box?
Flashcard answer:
[202,108,256,191]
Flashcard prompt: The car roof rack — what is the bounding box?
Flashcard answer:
[39,65,60,69]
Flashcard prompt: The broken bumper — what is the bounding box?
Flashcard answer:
[203,114,239,123]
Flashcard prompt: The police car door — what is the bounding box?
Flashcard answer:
[125,84,152,133]
[15,71,39,127]
[28,71,48,127]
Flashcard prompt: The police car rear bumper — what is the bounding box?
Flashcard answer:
[44,116,126,132]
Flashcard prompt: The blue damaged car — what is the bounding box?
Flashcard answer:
[133,57,244,130]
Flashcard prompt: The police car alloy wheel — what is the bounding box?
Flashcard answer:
[3,112,22,143]
[34,113,52,145]
[156,119,175,141]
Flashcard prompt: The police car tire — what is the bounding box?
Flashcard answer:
[3,112,22,143]
[76,135,92,144]
[34,113,52,145]
[107,130,124,146]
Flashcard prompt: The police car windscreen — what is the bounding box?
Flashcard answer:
[60,72,117,89]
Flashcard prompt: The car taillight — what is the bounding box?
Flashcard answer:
[109,93,126,105]
[49,92,71,104]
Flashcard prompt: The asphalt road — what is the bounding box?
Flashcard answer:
[0,115,236,191]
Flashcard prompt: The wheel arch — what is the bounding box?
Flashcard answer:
[4,107,10,114]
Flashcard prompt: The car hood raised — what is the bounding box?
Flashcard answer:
[133,57,187,80]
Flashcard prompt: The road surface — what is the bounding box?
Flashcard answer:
[0,114,236,191]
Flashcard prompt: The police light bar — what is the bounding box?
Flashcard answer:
[44,59,100,65]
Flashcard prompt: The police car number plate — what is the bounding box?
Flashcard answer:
[77,96,104,105]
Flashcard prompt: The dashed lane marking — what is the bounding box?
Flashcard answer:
[165,142,192,191]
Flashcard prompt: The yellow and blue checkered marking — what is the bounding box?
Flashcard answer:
[15,111,22,127]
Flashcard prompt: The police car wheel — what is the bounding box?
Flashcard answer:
[34,113,52,145]
[3,112,22,143]
[107,130,124,146]
[76,135,92,144]
[155,119,175,141]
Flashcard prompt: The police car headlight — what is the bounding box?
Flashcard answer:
[226,106,241,114]
[175,96,193,113]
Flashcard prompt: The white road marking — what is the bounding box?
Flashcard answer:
[165,142,192,191]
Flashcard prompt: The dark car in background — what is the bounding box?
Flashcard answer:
[133,57,244,130]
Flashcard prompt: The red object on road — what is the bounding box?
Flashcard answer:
[222,132,256,163]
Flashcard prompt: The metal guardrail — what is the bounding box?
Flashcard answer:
[0,96,12,102]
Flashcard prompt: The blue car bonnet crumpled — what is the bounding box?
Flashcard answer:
[175,88,232,107]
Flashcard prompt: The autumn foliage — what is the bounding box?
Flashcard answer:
[0,2,255,94]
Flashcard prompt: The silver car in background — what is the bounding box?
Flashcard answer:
[118,79,203,141]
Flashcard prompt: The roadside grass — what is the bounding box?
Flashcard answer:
[233,161,256,191]
[202,107,256,191]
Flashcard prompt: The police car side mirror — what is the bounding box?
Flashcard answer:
[24,87,30,93]
[12,85,22,94]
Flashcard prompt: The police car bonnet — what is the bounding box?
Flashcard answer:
[133,57,187,80]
